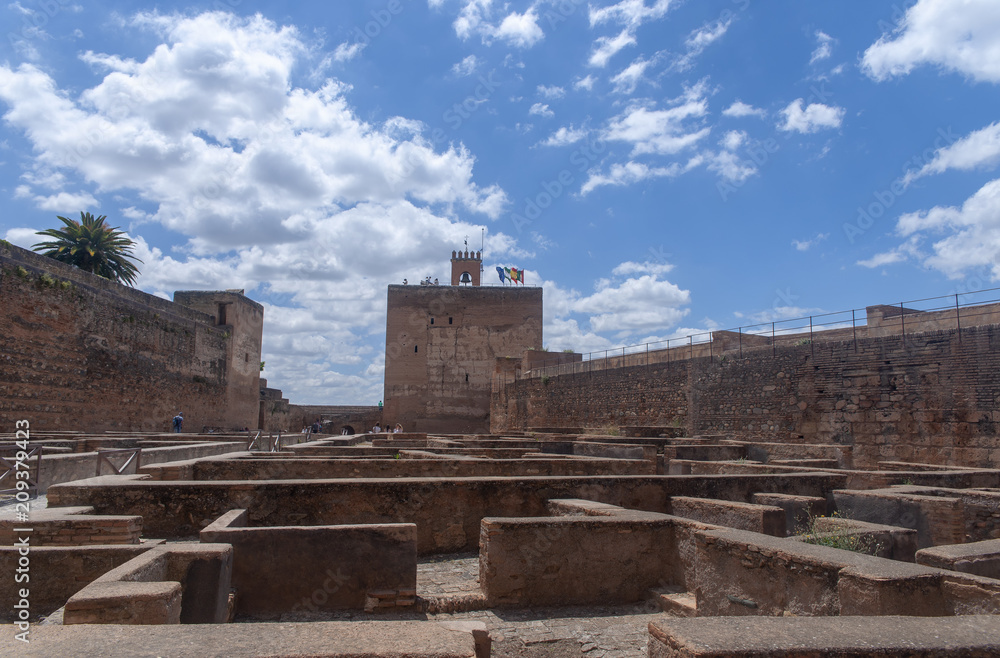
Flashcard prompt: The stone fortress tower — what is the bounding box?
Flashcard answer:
[383,248,542,433]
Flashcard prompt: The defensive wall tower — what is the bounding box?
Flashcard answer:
[384,249,541,433]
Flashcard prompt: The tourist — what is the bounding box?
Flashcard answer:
[172,412,183,433]
[394,423,403,433]
[373,423,382,433]
[311,420,321,433]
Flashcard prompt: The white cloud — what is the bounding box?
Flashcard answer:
[539,125,588,147]
[589,29,636,68]
[719,130,746,151]
[454,2,544,48]
[610,56,654,94]
[778,99,844,133]
[862,0,1000,83]
[536,84,565,99]
[0,10,523,404]
[706,150,755,183]
[722,100,766,118]
[451,54,480,76]
[904,121,1000,185]
[574,75,597,91]
[673,18,731,72]
[581,161,682,194]
[612,260,674,276]
[333,41,365,62]
[529,102,554,118]
[810,30,834,64]
[857,250,907,269]
[495,9,544,48]
[589,0,675,30]
[890,178,1000,279]
[605,93,710,156]
[574,273,690,334]
[792,233,829,252]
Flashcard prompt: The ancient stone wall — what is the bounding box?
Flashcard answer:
[0,242,262,432]
[384,284,542,433]
[493,324,1000,469]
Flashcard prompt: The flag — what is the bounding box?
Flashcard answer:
[496,266,505,283]
[504,267,512,283]
[511,267,520,285]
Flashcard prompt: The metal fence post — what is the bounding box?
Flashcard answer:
[956,293,961,341]
[852,309,857,352]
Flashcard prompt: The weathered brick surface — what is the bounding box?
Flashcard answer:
[385,284,542,434]
[493,324,1000,469]
[0,243,262,432]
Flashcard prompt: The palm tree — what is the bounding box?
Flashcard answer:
[33,212,142,286]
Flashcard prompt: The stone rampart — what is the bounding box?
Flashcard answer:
[0,242,262,432]
[493,323,1000,469]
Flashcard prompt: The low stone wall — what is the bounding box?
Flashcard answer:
[664,445,748,462]
[47,473,849,552]
[0,543,160,621]
[667,460,807,476]
[63,543,232,624]
[200,509,417,617]
[480,514,672,606]
[751,493,827,535]
[30,441,244,492]
[693,528,1000,618]
[789,517,918,562]
[0,620,486,658]
[891,485,1000,542]
[647,615,1000,657]
[833,489,966,548]
[669,497,786,537]
[917,539,1000,579]
[0,507,141,546]
[164,456,655,480]
[480,507,720,607]
[726,441,852,468]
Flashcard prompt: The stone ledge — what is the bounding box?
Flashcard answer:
[0,620,483,657]
[648,615,1000,657]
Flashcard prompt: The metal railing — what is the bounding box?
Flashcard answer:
[523,287,1000,380]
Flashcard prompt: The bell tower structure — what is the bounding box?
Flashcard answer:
[450,249,481,286]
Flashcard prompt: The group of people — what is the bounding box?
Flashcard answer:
[371,423,403,433]
[401,276,438,285]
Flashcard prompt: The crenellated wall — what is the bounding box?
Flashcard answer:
[0,242,263,432]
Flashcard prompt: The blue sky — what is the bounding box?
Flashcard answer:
[2,0,999,404]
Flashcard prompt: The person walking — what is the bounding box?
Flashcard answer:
[172,412,183,433]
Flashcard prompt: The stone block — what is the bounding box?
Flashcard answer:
[917,539,1000,579]
[671,497,786,537]
[64,581,182,625]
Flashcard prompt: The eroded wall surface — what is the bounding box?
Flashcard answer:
[385,285,542,433]
[494,324,1000,469]
[0,243,262,432]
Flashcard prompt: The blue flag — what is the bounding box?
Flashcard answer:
[496,266,506,283]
